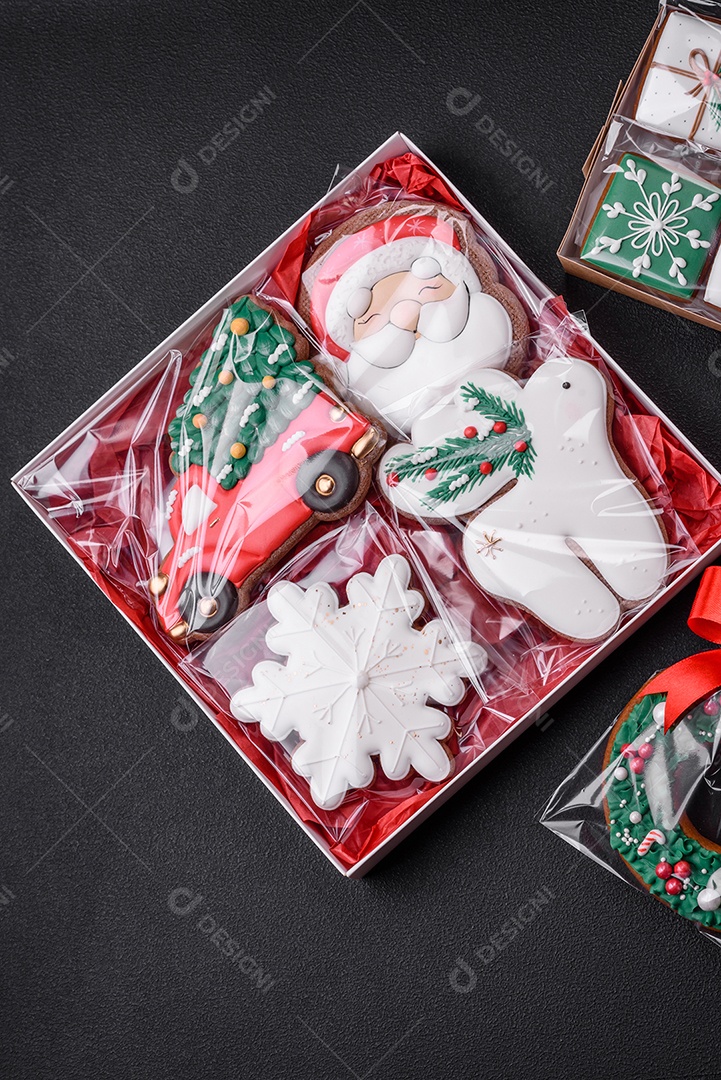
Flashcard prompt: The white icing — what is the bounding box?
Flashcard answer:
[323,236,483,355]
[381,358,668,641]
[344,289,513,435]
[281,430,305,452]
[411,255,442,279]
[192,385,212,407]
[164,489,178,521]
[584,158,717,288]
[230,554,486,810]
[238,401,260,428]
[215,463,233,482]
[177,545,201,568]
[635,12,721,150]
[347,287,372,319]
[698,888,721,911]
[210,332,228,352]
[705,245,721,307]
[292,380,314,405]
[268,343,291,365]
[410,447,438,466]
[181,484,218,535]
[177,437,194,458]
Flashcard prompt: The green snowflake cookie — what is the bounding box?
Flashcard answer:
[581,155,721,300]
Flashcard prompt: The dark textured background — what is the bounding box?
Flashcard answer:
[2,1,720,1077]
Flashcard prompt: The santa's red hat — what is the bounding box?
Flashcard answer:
[304,212,479,361]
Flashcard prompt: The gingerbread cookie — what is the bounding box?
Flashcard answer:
[603,686,721,933]
[634,10,721,151]
[381,357,668,641]
[298,201,529,434]
[580,155,721,300]
[231,554,486,810]
[149,296,383,644]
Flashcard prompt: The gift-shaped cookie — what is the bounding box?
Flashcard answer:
[298,201,529,433]
[231,554,485,810]
[635,10,721,150]
[150,296,382,644]
[380,358,668,641]
[580,155,721,299]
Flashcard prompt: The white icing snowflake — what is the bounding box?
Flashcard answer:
[590,158,717,286]
[231,554,486,810]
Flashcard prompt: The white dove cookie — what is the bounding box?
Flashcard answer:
[380,358,668,641]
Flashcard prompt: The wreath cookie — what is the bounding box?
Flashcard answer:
[604,683,721,931]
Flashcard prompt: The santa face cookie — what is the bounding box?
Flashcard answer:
[298,202,529,434]
[381,358,668,641]
[150,296,383,644]
[231,554,486,810]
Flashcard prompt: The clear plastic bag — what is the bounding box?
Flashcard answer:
[541,566,721,944]
[561,2,721,326]
[13,145,721,871]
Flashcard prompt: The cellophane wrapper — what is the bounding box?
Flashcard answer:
[541,685,721,946]
[563,1,721,326]
[13,149,721,872]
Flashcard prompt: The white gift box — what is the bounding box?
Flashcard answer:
[13,133,721,876]
[636,9,721,149]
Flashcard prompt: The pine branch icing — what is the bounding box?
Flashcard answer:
[386,382,535,505]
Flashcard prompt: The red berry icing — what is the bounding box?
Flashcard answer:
[637,743,654,760]
[463,426,478,439]
[386,472,400,488]
[479,461,493,475]
[704,697,720,716]
[673,860,692,879]
[620,743,635,759]
[665,877,683,896]
[492,421,507,433]
[514,440,527,453]
[424,468,438,481]
[655,861,673,880]
[630,757,645,774]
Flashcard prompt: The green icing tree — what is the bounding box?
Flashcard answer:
[168,298,318,490]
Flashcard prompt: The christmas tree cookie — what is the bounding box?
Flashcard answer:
[380,358,668,641]
[231,554,485,810]
[150,296,383,644]
[580,155,721,299]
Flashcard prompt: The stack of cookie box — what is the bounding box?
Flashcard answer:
[559,0,721,329]
[13,132,721,876]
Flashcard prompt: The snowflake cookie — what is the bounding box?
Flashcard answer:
[230,554,486,810]
[580,155,721,299]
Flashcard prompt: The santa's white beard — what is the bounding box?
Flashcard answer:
[344,288,513,434]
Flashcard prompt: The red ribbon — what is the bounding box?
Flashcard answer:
[644,565,721,732]
[688,48,721,94]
